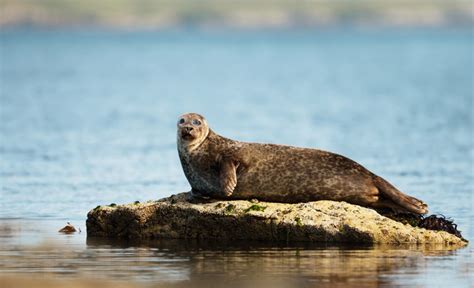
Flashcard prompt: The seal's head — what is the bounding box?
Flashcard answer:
[177,113,209,150]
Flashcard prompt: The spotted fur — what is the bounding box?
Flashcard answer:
[177,113,428,215]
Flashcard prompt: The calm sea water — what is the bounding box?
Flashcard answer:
[0,29,472,287]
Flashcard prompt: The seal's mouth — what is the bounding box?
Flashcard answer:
[180,129,194,140]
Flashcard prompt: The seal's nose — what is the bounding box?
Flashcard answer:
[184,127,193,133]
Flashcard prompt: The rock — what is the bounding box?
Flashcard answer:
[58,222,77,233]
[86,193,467,245]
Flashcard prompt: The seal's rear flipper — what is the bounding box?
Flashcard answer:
[374,176,428,215]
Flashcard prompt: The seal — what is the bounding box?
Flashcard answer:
[177,113,428,215]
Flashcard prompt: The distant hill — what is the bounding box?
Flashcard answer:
[1,0,472,29]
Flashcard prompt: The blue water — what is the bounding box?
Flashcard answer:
[0,29,472,287]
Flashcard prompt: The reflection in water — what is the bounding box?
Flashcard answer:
[85,238,468,287]
[0,220,469,288]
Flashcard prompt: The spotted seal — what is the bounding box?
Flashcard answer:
[177,113,428,215]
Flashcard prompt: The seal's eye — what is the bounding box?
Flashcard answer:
[192,119,201,126]
[178,118,185,124]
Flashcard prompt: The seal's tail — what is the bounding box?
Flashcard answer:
[374,176,428,215]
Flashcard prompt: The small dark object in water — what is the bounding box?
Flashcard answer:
[419,215,466,241]
[59,222,77,233]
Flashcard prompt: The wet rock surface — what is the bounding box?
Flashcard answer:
[86,193,467,245]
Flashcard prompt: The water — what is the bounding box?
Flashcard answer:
[0,28,472,287]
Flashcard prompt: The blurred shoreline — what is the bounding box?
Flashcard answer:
[1,0,473,30]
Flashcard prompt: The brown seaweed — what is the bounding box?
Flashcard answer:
[419,215,466,241]
[378,209,466,242]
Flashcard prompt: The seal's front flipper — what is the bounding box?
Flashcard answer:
[219,158,239,197]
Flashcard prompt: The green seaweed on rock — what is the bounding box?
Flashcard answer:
[244,204,267,213]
